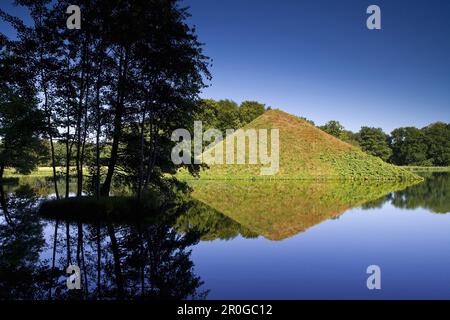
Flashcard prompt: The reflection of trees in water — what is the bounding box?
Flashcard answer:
[0,184,207,300]
[361,173,450,214]
[0,184,49,299]
[360,194,393,210]
[176,200,259,241]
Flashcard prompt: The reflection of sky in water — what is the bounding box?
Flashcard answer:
[192,202,450,299]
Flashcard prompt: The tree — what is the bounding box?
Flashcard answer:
[390,127,429,165]
[299,116,315,126]
[358,127,392,161]
[422,122,450,166]
[341,130,360,147]
[196,99,267,132]
[214,99,242,130]
[2,0,211,199]
[239,101,266,124]
[319,120,345,139]
[0,91,45,180]
[0,35,45,180]
[94,0,211,196]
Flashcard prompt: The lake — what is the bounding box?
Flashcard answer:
[0,172,449,300]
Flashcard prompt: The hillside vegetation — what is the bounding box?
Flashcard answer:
[193,109,422,181]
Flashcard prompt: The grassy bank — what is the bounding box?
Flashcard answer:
[4,166,67,177]
[402,166,450,172]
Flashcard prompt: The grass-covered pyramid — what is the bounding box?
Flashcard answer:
[194,109,421,181]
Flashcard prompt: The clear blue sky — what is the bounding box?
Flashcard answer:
[184,0,450,132]
[1,0,449,132]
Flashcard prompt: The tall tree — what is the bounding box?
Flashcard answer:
[358,127,392,161]
[422,122,450,166]
[319,120,345,139]
[2,0,211,199]
[239,100,266,124]
[0,34,45,180]
[390,127,429,165]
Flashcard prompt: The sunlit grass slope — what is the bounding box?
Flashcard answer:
[192,109,421,181]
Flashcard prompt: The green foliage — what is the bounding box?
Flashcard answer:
[0,95,46,176]
[320,150,420,181]
[175,199,258,241]
[319,120,345,139]
[359,172,450,214]
[0,50,46,178]
[317,120,450,167]
[390,127,429,165]
[388,124,450,166]
[358,127,392,161]
[196,99,268,132]
[213,99,242,130]
[403,166,450,172]
[239,101,266,124]
[390,172,450,213]
[422,122,450,166]
[341,130,360,146]
[319,120,359,146]
[1,0,212,198]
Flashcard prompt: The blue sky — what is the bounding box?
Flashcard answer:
[184,0,450,132]
[1,0,449,132]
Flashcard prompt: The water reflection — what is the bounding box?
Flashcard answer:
[390,172,450,213]
[0,173,448,300]
[0,185,48,299]
[359,172,450,214]
[0,183,207,300]
[190,179,421,240]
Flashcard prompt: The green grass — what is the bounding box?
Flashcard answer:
[402,166,450,172]
[4,166,68,177]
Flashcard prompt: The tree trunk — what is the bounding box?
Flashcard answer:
[66,222,72,265]
[137,104,147,200]
[96,225,101,299]
[107,224,124,299]
[143,117,158,192]
[48,220,59,299]
[0,183,13,225]
[65,103,72,199]
[79,84,90,198]
[100,47,129,197]
[75,57,86,198]
[43,87,60,199]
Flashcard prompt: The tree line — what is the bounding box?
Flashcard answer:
[318,120,450,166]
[34,99,267,166]
[0,0,211,199]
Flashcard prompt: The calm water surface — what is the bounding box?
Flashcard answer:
[0,172,449,299]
